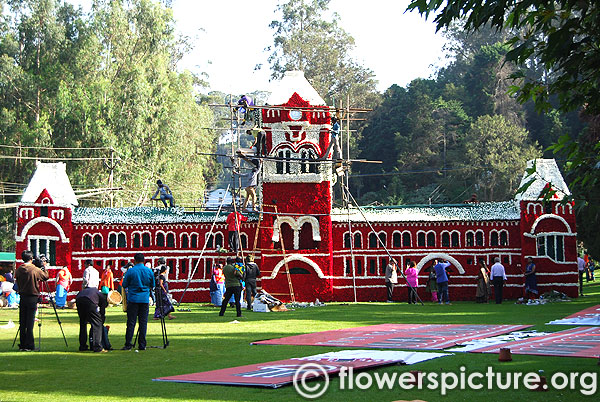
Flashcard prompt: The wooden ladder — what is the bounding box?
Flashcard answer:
[275,205,296,303]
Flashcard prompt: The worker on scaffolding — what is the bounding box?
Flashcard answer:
[151,180,175,208]
[319,113,342,162]
[238,152,262,212]
[246,125,267,157]
[236,94,254,126]
[226,208,247,253]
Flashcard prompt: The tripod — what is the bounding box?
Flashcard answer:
[133,279,169,349]
[12,281,68,350]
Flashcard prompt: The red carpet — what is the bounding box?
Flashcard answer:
[153,350,448,387]
[251,324,532,350]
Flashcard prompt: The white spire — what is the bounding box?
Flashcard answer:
[267,71,326,106]
[21,162,78,206]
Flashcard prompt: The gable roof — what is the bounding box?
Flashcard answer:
[515,159,571,201]
[21,162,78,206]
[267,70,326,106]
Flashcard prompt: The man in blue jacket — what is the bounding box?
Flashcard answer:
[434,259,452,305]
[122,253,155,350]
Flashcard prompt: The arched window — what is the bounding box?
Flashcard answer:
[181,234,189,249]
[427,232,435,247]
[441,232,450,247]
[240,233,248,250]
[280,223,294,251]
[451,232,459,248]
[93,234,102,249]
[417,232,425,247]
[142,233,151,247]
[156,233,165,247]
[378,233,386,248]
[475,231,484,246]
[491,231,499,246]
[118,233,126,248]
[402,232,411,247]
[466,232,474,247]
[215,233,224,248]
[108,233,117,249]
[299,222,316,249]
[133,233,141,248]
[300,149,318,174]
[500,231,508,246]
[393,232,402,248]
[207,234,214,249]
[166,233,175,248]
[354,233,362,248]
[369,233,378,248]
[191,234,198,248]
[344,233,351,248]
[83,234,92,250]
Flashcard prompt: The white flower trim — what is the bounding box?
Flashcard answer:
[16,217,70,243]
[272,215,321,250]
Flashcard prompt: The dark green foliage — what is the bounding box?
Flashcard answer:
[0,0,216,248]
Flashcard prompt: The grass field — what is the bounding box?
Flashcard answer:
[1,281,599,401]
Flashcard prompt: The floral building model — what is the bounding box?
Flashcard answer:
[15,71,579,302]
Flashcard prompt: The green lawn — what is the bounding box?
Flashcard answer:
[1,281,599,401]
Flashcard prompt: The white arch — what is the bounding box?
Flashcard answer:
[416,253,465,274]
[489,229,500,246]
[555,203,573,215]
[450,230,461,247]
[297,215,321,241]
[401,230,412,247]
[16,216,69,242]
[271,216,296,242]
[527,202,543,215]
[530,214,572,234]
[267,254,325,279]
[499,229,509,246]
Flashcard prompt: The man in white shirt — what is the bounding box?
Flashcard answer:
[384,259,398,303]
[577,256,586,296]
[490,257,507,304]
[82,259,100,289]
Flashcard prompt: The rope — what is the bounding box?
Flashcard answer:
[176,184,230,306]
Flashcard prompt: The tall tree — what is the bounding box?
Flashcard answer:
[407,0,600,257]
[267,0,379,108]
[0,0,217,248]
[462,114,540,201]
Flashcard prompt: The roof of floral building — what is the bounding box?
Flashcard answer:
[73,207,259,225]
[331,200,520,223]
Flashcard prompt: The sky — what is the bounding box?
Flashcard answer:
[72,0,449,95]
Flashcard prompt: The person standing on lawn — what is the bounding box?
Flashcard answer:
[122,253,155,351]
[490,257,507,304]
[384,259,398,302]
[15,250,49,351]
[219,257,243,318]
[433,259,452,305]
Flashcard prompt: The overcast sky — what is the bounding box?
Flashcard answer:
[72,0,449,95]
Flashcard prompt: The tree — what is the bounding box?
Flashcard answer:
[463,115,540,201]
[407,0,600,257]
[0,0,217,247]
[267,0,379,108]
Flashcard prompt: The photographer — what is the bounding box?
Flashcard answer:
[15,250,49,351]
[122,253,154,351]
[153,258,175,320]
